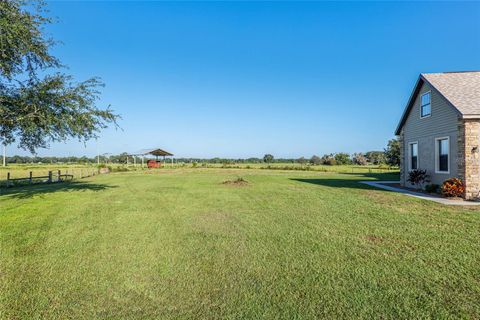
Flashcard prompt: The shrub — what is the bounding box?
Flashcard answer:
[111,166,128,172]
[424,184,440,194]
[407,169,429,188]
[441,178,465,198]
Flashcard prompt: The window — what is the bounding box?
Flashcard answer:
[436,137,449,173]
[421,92,431,117]
[409,142,418,170]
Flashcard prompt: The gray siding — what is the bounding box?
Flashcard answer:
[402,82,460,186]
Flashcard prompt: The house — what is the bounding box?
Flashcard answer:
[395,71,480,200]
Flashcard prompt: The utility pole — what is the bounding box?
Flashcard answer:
[96,140,100,165]
[2,144,6,167]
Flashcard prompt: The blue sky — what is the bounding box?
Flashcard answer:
[11,1,480,158]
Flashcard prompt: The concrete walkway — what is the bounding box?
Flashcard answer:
[359,181,480,206]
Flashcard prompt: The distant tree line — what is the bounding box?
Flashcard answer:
[5,139,401,167]
[5,153,129,164]
[6,155,96,164]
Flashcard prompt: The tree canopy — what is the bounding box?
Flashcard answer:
[263,154,274,163]
[309,155,321,165]
[334,152,351,165]
[384,138,400,167]
[365,151,386,165]
[0,0,118,153]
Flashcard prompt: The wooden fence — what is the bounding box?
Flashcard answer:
[1,168,101,188]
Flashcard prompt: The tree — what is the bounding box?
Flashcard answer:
[263,154,274,163]
[365,151,386,165]
[297,157,308,164]
[334,152,351,165]
[384,139,400,166]
[309,155,321,165]
[352,153,368,165]
[0,1,118,153]
[321,154,336,166]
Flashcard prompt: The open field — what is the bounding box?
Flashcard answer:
[0,163,396,184]
[0,164,102,182]
[1,169,479,319]
[190,163,397,173]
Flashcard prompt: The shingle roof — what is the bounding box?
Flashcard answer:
[422,71,480,116]
[395,71,480,135]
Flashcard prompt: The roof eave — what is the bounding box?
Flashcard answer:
[394,76,423,135]
[461,114,480,119]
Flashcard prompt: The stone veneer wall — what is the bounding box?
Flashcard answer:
[458,119,480,200]
[399,131,405,186]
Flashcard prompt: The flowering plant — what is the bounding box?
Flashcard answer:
[441,178,465,198]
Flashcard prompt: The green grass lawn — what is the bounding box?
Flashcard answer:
[1,169,479,319]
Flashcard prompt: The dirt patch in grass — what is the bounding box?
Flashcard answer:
[365,234,384,244]
[222,177,249,187]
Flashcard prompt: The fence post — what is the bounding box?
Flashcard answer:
[80,169,82,179]
[29,171,33,184]
[6,172,10,188]
[48,171,52,183]
[58,170,61,182]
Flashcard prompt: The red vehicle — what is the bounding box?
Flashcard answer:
[147,159,161,168]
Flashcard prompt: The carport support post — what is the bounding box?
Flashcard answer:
[142,156,144,168]
[133,156,136,167]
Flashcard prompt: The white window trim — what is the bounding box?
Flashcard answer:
[435,136,450,174]
[408,141,419,171]
[420,91,432,119]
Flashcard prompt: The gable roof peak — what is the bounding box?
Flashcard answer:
[395,71,480,135]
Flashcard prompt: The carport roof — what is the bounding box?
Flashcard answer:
[133,148,173,156]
